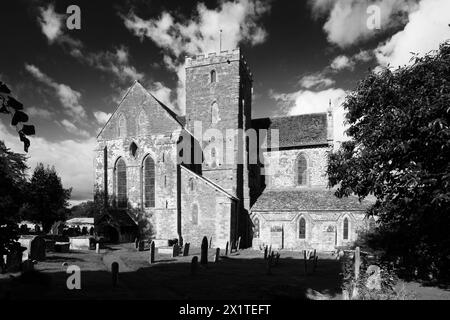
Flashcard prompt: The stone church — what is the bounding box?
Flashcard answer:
[94,48,372,251]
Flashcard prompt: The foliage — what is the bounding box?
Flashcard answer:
[0,141,28,255]
[23,163,72,233]
[0,81,35,152]
[327,42,450,280]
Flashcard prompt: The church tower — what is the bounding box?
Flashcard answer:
[185,48,253,210]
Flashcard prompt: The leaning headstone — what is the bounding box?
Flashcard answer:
[209,237,212,249]
[191,256,198,275]
[225,241,229,256]
[264,245,268,260]
[111,262,119,287]
[183,242,190,256]
[172,244,179,257]
[214,248,220,263]
[149,241,155,264]
[236,236,241,252]
[200,236,208,265]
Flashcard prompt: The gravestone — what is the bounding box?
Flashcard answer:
[29,236,46,261]
[365,265,381,290]
[214,248,220,263]
[200,236,208,265]
[138,240,145,252]
[135,238,139,249]
[149,241,155,264]
[191,256,198,275]
[183,242,190,256]
[236,236,241,252]
[172,244,179,257]
[354,247,361,280]
[209,237,212,249]
[264,246,268,259]
[225,241,229,256]
[96,243,100,253]
[111,262,119,287]
[268,245,272,257]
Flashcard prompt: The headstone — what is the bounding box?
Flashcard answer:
[225,241,229,256]
[149,241,155,264]
[214,248,220,263]
[138,240,145,252]
[209,237,212,249]
[365,265,381,290]
[354,247,361,280]
[183,242,190,256]
[172,244,179,257]
[200,236,208,265]
[191,256,198,275]
[268,245,272,257]
[264,245,268,260]
[96,243,100,253]
[236,236,241,251]
[111,262,119,287]
[303,250,308,274]
[135,238,139,249]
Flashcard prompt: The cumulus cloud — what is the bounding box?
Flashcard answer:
[375,0,450,68]
[60,119,91,138]
[93,111,112,126]
[330,50,373,71]
[121,0,271,112]
[308,0,419,48]
[270,88,349,142]
[25,64,87,120]
[298,73,335,89]
[38,4,64,43]
[0,121,95,201]
[26,106,54,120]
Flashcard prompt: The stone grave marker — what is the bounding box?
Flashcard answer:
[225,241,229,256]
[183,242,190,256]
[172,244,179,257]
[214,248,220,263]
[111,262,119,287]
[236,236,241,252]
[200,236,208,265]
[149,241,155,264]
[264,245,268,260]
[191,256,198,275]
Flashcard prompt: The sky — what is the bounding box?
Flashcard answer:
[0,0,449,204]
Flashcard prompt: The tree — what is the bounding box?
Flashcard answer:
[0,81,35,152]
[327,41,450,279]
[24,163,72,233]
[0,140,28,255]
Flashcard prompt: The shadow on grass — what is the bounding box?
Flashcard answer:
[0,254,343,300]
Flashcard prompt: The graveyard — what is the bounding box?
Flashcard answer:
[0,242,344,300]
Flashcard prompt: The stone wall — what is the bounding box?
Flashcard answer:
[263,147,330,189]
[180,167,235,249]
[251,211,368,251]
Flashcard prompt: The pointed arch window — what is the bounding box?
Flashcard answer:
[211,101,219,124]
[118,115,126,137]
[343,217,349,240]
[143,156,155,208]
[115,158,127,208]
[191,203,198,225]
[253,217,260,238]
[297,154,308,186]
[210,70,216,83]
[299,217,306,239]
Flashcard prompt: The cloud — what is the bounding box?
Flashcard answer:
[270,88,349,142]
[121,0,271,112]
[308,0,419,48]
[26,106,54,120]
[93,111,112,125]
[0,121,95,201]
[375,0,450,68]
[25,64,87,120]
[38,4,64,43]
[60,119,91,138]
[330,55,355,71]
[298,73,335,89]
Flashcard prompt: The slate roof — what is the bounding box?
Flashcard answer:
[252,113,329,149]
[251,189,372,212]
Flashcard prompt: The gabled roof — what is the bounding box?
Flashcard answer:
[96,81,183,139]
[181,165,238,201]
[252,113,329,149]
[251,189,372,212]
